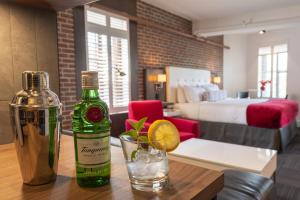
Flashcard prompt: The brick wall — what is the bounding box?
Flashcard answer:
[57,9,77,130]
[56,2,224,129]
[137,0,223,99]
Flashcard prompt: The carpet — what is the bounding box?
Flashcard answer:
[276,131,300,200]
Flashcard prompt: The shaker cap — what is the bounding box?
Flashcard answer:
[10,71,60,108]
[81,71,99,89]
[22,71,49,90]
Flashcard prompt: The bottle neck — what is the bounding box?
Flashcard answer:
[81,88,100,100]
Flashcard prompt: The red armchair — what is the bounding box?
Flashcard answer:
[125,100,200,142]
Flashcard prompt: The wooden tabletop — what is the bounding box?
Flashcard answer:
[0,135,224,200]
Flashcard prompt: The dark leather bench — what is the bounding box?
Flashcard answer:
[217,170,275,200]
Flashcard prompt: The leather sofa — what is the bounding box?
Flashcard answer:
[218,170,275,200]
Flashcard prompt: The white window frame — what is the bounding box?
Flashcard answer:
[257,44,288,98]
[85,6,131,113]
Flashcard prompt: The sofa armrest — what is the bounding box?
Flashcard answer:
[164,117,200,138]
[125,119,151,132]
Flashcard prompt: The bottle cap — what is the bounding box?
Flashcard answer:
[81,71,99,89]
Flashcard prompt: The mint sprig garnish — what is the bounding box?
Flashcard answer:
[121,117,149,160]
[122,117,148,141]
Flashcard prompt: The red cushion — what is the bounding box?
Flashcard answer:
[128,100,163,123]
[179,131,196,142]
[165,117,200,138]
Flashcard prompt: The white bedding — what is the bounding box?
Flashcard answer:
[174,98,268,125]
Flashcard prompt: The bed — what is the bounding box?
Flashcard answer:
[166,66,299,151]
[175,98,267,125]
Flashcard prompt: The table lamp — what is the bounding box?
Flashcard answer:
[213,76,221,84]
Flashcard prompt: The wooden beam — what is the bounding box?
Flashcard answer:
[89,4,230,49]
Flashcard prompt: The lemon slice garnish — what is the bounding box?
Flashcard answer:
[148,120,180,152]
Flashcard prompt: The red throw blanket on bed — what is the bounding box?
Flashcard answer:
[246,99,299,129]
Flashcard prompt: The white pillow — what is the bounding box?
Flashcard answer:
[177,86,186,103]
[202,84,219,92]
[183,86,205,103]
[207,90,227,102]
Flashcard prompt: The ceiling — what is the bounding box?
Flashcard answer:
[142,0,300,21]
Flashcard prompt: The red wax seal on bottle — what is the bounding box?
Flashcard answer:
[85,106,103,123]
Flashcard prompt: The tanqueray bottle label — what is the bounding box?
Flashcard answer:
[76,105,110,166]
[76,133,110,166]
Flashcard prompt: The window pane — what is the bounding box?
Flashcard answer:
[110,17,128,31]
[274,44,287,53]
[262,84,271,98]
[278,72,287,98]
[263,55,272,72]
[259,46,271,55]
[87,32,110,105]
[258,44,288,98]
[87,10,106,26]
[258,54,271,97]
[277,52,288,71]
[261,72,271,81]
[111,37,129,108]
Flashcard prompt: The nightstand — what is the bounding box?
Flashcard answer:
[162,101,174,109]
[163,109,181,117]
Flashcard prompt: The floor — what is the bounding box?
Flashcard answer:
[276,131,300,200]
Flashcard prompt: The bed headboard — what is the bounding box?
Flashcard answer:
[166,66,211,103]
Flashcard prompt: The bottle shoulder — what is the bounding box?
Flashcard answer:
[73,100,109,116]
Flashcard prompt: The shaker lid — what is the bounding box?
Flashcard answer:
[81,71,99,89]
[10,71,61,108]
[22,71,49,90]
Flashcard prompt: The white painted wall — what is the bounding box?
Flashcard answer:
[223,34,248,97]
[246,26,300,124]
[223,26,300,124]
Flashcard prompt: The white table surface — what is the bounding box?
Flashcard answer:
[169,138,277,177]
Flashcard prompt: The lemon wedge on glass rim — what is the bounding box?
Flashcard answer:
[148,120,180,152]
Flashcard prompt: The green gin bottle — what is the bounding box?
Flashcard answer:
[72,71,111,187]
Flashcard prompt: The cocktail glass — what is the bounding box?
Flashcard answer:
[120,135,169,192]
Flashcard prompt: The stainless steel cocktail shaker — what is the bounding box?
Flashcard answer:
[9,71,62,185]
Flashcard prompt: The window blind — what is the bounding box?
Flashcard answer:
[87,32,110,106]
[86,8,130,112]
[111,37,129,108]
[87,10,106,26]
[110,17,128,31]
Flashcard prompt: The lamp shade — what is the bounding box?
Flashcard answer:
[148,74,157,82]
[157,74,166,83]
[213,76,221,84]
